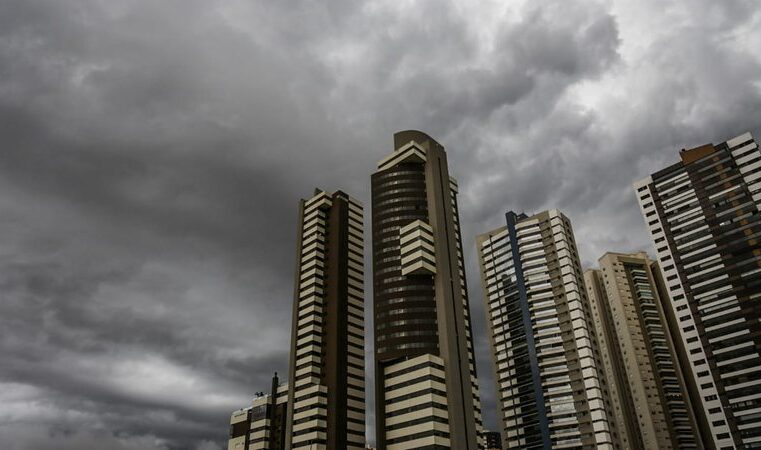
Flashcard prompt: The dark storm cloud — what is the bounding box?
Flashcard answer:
[1,0,759,448]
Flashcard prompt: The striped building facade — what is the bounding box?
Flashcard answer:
[371,130,483,449]
[584,252,702,449]
[228,375,289,450]
[634,132,761,448]
[285,189,366,450]
[476,210,616,449]
[229,408,252,450]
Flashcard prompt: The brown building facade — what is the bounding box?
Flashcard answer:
[634,132,761,448]
[371,131,483,449]
[483,431,501,450]
[285,190,365,450]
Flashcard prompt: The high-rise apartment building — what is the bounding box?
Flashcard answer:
[285,189,365,450]
[228,374,289,450]
[476,210,616,449]
[230,408,252,450]
[584,252,702,449]
[634,131,761,449]
[371,130,483,449]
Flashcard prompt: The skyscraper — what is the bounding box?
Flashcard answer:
[285,189,365,450]
[371,131,483,449]
[584,252,702,449]
[634,131,761,448]
[476,210,616,449]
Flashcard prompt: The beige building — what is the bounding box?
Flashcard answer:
[228,374,289,450]
[476,209,616,449]
[584,252,702,449]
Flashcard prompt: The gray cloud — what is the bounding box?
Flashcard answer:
[0,0,759,448]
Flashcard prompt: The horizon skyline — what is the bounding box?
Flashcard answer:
[223,128,757,448]
[1,1,760,449]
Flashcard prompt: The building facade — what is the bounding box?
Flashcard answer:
[285,189,366,450]
[229,408,252,450]
[476,210,616,449]
[483,431,502,450]
[634,131,761,448]
[229,374,289,450]
[584,252,702,449]
[371,130,483,449]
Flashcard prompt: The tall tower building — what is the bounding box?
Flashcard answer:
[285,189,365,450]
[476,210,616,450]
[634,131,761,448]
[371,131,483,449]
[584,252,702,449]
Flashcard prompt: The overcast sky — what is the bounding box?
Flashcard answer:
[0,0,759,449]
